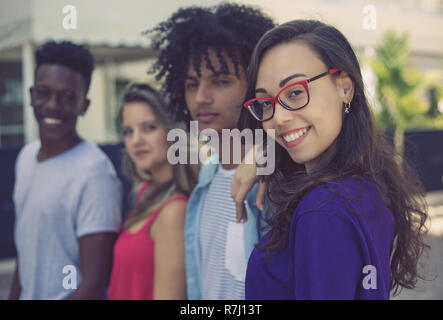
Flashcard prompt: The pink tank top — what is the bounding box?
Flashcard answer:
[107,183,188,300]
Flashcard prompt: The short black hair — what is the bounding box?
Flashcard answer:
[35,41,95,94]
[146,2,275,123]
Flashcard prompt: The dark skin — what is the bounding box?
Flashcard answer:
[68,233,117,300]
[30,64,88,161]
[9,64,117,300]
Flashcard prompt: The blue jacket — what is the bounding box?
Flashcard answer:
[184,154,264,300]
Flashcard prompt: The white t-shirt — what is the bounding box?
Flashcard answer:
[13,141,122,300]
[199,165,247,300]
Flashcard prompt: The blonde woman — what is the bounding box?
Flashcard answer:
[107,83,198,300]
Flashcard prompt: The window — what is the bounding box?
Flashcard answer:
[0,62,24,147]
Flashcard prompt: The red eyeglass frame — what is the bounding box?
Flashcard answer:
[243,68,340,121]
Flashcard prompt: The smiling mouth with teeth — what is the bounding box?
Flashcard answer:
[43,118,62,125]
[282,126,310,143]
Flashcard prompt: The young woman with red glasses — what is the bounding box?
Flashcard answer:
[239,20,429,299]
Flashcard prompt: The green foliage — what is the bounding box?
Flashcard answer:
[371,30,443,130]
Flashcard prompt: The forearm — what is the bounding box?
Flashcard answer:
[152,200,188,300]
[153,251,187,299]
[8,265,21,300]
[68,278,108,300]
[71,232,116,300]
[153,274,187,300]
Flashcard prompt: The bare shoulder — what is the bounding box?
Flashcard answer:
[153,193,188,233]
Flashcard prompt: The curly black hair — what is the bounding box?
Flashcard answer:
[145,2,275,123]
[35,41,95,94]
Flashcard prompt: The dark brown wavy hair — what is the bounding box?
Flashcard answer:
[239,20,429,296]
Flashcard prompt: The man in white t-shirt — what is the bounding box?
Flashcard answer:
[8,41,121,300]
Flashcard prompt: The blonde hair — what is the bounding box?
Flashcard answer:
[119,83,199,229]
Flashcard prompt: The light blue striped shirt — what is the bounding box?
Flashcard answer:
[199,165,247,300]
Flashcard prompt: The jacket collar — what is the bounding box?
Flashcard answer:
[197,153,220,187]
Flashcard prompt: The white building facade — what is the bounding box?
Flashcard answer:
[0,0,441,146]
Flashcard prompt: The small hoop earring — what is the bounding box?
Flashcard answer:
[344,102,351,114]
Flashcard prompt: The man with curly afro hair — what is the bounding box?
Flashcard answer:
[146,3,275,300]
